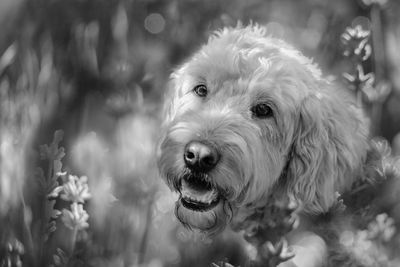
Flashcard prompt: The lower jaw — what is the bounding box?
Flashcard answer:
[175,199,230,234]
[180,196,220,212]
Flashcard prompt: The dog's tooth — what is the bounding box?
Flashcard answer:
[180,178,219,206]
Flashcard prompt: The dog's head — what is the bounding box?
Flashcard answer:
[157,25,369,234]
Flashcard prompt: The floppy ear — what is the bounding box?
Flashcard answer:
[285,87,369,214]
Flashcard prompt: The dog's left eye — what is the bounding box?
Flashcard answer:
[193,85,208,97]
[252,103,273,118]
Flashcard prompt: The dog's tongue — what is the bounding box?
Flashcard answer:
[181,179,219,204]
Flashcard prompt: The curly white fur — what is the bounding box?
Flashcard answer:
[157,24,370,266]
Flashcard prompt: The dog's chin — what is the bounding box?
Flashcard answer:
[174,174,233,234]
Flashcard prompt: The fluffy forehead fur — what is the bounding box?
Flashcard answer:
[167,25,323,123]
[158,24,369,233]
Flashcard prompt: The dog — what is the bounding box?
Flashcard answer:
[157,24,372,267]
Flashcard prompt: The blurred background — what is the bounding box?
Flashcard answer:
[1,0,400,266]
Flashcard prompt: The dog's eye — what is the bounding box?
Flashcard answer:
[252,103,273,118]
[193,85,208,97]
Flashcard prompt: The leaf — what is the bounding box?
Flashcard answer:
[53,130,64,145]
[371,138,392,158]
[35,167,46,183]
[48,185,63,199]
[51,209,62,219]
[52,248,68,266]
[0,43,17,75]
[259,238,295,266]
[44,221,57,242]
[39,144,50,160]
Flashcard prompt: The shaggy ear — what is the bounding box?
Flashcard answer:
[285,87,369,214]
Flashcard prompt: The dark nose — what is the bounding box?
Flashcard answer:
[184,141,219,172]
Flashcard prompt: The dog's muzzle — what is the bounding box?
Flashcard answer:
[178,141,221,211]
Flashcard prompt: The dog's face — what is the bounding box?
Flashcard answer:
[157,25,369,234]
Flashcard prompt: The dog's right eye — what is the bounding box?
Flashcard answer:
[193,85,208,97]
[251,103,273,118]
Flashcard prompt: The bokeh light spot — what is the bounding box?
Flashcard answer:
[144,13,165,34]
[301,29,321,50]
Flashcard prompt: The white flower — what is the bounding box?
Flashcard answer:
[49,174,91,203]
[61,203,89,230]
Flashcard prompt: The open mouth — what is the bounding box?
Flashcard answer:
[179,174,220,212]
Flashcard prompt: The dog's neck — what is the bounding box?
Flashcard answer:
[231,138,396,247]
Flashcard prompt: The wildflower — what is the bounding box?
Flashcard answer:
[340,218,395,266]
[330,192,346,213]
[362,80,391,103]
[343,64,374,91]
[259,238,295,266]
[49,174,91,203]
[369,138,400,178]
[367,213,396,242]
[39,130,65,161]
[1,238,24,267]
[61,202,89,230]
[341,25,371,61]
[372,138,392,158]
[50,248,67,267]
[340,230,378,266]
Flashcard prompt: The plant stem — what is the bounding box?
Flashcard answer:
[19,190,34,266]
[370,3,385,137]
[70,226,78,258]
[67,226,78,267]
[370,4,385,81]
[39,157,54,264]
[355,63,364,108]
[137,192,155,265]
